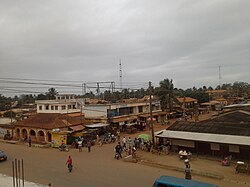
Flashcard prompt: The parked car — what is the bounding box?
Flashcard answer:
[0,150,7,161]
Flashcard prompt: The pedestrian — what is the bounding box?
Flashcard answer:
[122,137,126,148]
[28,136,31,147]
[96,134,99,143]
[99,139,103,147]
[87,141,91,152]
[65,155,73,172]
[116,130,120,142]
[127,137,132,148]
[184,159,191,180]
[78,140,82,152]
[185,166,192,180]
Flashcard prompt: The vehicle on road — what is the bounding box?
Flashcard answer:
[0,150,7,161]
[235,161,250,174]
[153,175,217,187]
[59,145,69,152]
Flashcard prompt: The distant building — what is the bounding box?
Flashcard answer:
[84,98,167,131]
[206,90,227,100]
[35,94,83,114]
[176,97,198,109]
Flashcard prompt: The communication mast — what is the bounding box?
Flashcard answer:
[119,59,122,90]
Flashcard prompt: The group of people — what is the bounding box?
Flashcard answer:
[114,136,155,159]
[114,141,137,159]
[71,137,92,153]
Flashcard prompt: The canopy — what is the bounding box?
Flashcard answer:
[69,125,85,131]
[85,123,109,128]
[138,134,151,142]
[126,123,137,127]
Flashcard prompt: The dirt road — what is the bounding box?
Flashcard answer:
[0,141,249,187]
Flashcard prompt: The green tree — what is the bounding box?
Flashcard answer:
[156,79,179,111]
[46,88,58,99]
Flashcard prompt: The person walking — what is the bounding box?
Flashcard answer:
[184,159,191,180]
[28,136,31,147]
[87,141,91,152]
[116,130,120,142]
[78,140,82,152]
[122,137,126,149]
[65,155,73,172]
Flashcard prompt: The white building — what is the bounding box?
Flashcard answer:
[35,94,83,114]
[84,101,161,119]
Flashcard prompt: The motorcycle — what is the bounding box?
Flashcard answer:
[59,145,69,152]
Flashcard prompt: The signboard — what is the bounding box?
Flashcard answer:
[210,143,220,151]
[229,145,240,153]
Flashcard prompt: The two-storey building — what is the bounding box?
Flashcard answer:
[14,94,84,144]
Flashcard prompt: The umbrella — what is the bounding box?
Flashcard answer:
[138,134,151,142]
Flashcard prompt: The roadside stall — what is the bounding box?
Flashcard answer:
[69,125,85,144]
[51,130,71,148]
[85,123,110,135]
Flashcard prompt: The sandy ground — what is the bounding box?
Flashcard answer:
[0,173,46,187]
[0,113,249,187]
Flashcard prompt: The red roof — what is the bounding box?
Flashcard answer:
[14,113,85,130]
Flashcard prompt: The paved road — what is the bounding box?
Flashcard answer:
[1,141,249,187]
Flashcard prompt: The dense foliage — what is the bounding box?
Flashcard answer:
[0,81,249,111]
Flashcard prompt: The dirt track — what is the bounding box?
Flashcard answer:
[1,140,249,187]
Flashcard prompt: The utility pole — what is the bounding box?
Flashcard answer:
[219,65,222,88]
[149,81,155,145]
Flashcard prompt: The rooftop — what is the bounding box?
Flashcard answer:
[14,113,87,130]
[167,110,250,136]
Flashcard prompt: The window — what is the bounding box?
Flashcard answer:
[51,106,54,110]
[39,106,42,110]
[62,105,66,110]
[68,105,72,109]
[138,106,143,113]
[55,106,58,110]
[72,105,76,109]
[45,105,49,110]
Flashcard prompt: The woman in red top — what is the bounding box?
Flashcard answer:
[66,156,73,172]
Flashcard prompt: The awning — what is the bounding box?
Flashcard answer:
[155,130,250,146]
[126,123,137,127]
[85,123,110,128]
[111,116,137,123]
[69,125,85,131]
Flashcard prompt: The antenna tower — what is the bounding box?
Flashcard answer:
[119,59,122,90]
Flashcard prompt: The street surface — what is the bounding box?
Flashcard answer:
[1,140,250,187]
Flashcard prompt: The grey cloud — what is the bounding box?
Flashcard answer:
[0,0,249,96]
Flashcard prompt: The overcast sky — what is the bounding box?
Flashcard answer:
[0,0,249,95]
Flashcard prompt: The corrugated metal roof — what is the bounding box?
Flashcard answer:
[155,130,250,146]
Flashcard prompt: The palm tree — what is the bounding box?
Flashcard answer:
[156,79,179,112]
